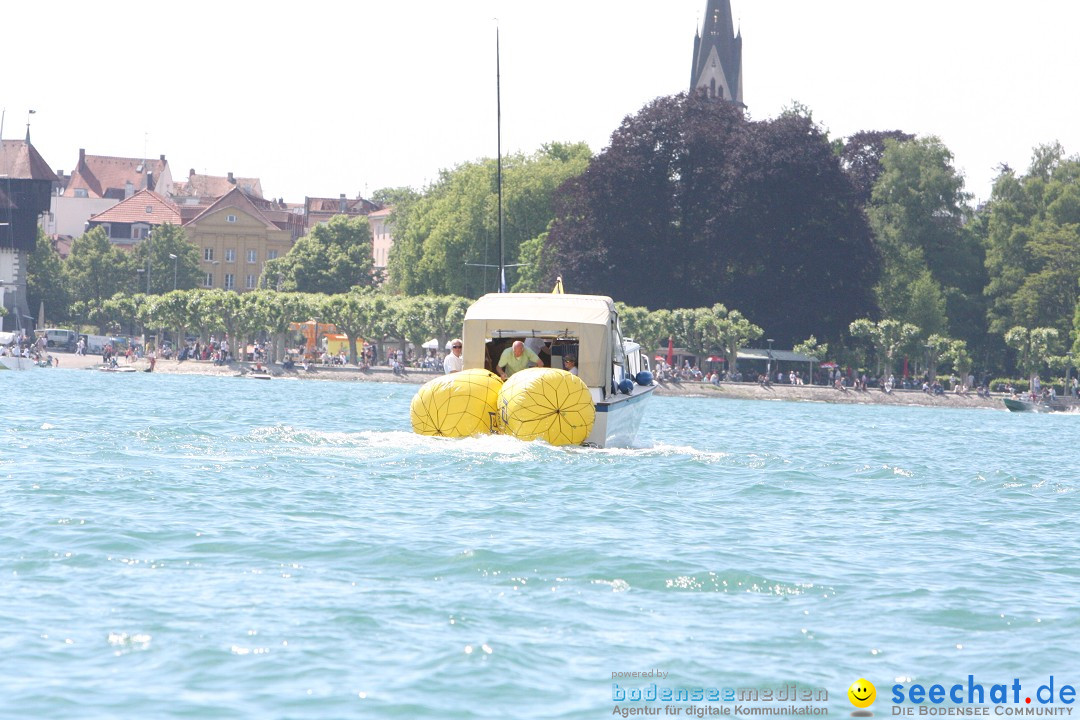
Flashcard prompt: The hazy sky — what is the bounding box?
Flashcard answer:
[5,1,1078,204]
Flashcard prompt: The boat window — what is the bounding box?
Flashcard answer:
[483,336,577,374]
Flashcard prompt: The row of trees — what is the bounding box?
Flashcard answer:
[81,285,1017,382]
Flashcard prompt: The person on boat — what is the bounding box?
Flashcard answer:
[443,339,464,374]
[563,355,578,376]
[497,340,542,380]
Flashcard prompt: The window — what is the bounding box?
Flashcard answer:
[246,274,256,289]
[247,249,257,263]
[267,250,278,260]
[204,248,214,261]
[132,225,149,240]
[101,223,112,238]
[145,205,154,214]
[226,214,237,223]
[74,188,88,198]
[225,248,236,262]
[224,273,235,290]
[204,272,214,287]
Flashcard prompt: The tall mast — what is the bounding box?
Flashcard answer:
[496,26,505,293]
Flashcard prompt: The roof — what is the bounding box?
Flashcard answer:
[367,206,393,219]
[0,139,58,181]
[185,187,280,231]
[737,348,819,363]
[463,293,616,329]
[304,195,380,217]
[174,171,262,199]
[462,293,617,388]
[87,189,181,226]
[64,151,167,199]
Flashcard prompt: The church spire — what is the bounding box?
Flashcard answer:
[690,0,743,105]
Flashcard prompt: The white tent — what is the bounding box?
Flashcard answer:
[421,338,440,350]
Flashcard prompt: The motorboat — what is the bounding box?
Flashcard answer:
[462,292,654,447]
[1003,396,1073,413]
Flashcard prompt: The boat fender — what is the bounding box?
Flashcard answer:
[635,370,653,386]
[618,378,635,395]
[410,368,503,437]
[498,367,595,445]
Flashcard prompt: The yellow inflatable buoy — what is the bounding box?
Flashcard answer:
[498,367,595,446]
[410,368,503,437]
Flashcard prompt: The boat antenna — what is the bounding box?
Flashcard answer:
[496,23,506,293]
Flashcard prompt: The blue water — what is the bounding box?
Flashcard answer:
[2,368,1079,719]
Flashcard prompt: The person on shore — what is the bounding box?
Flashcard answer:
[443,339,464,374]
[497,340,542,380]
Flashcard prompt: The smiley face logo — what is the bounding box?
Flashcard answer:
[848,678,876,709]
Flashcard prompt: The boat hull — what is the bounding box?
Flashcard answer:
[1003,397,1067,413]
[587,385,654,447]
[0,356,36,371]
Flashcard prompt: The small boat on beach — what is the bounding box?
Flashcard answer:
[97,364,138,373]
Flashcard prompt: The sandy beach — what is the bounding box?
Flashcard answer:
[52,351,1007,410]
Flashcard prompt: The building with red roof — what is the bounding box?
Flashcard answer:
[86,190,183,247]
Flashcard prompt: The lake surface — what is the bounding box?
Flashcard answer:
[2,369,1077,718]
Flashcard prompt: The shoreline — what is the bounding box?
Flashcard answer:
[53,352,1010,410]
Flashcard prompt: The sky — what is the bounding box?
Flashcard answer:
[5,1,1080,205]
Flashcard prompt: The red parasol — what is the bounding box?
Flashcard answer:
[666,336,674,366]
[819,361,838,369]
[706,356,725,362]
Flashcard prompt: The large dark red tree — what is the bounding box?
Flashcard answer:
[541,94,879,345]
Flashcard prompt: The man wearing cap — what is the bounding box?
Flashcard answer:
[443,339,464,374]
[497,340,542,379]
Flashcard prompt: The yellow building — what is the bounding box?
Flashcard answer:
[183,188,302,291]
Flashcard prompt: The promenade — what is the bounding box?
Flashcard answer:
[55,351,1009,410]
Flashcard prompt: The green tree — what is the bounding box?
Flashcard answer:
[393,295,439,361]
[387,143,591,297]
[793,335,828,362]
[941,339,973,383]
[26,228,70,325]
[198,290,243,355]
[269,214,376,294]
[1004,326,1059,379]
[320,291,397,366]
[867,136,984,342]
[371,186,420,209]
[849,318,921,375]
[131,224,201,294]
[64,227,132,310]
[923,333,953,380]
[614,303,652,347]
[422,295,471,353]
[982,145,1080,342]
[707,304,763,374]
[148,290,193,351]
[906,271,949,339]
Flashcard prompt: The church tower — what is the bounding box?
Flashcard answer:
[690,0,743,105]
